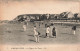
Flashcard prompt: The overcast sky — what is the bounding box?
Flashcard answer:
[0,0,80,20]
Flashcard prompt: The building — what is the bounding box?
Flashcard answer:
[67,12,74,18]
[77,13,80,18]
[60,12,74,19]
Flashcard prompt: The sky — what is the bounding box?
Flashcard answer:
[0,0,80,20]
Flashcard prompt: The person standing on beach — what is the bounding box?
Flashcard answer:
[52,27,56,38]
[45,24,47,28]
[33,26,39,43]
[39,22,40,28]
[72,25,76,35]
[23,21,27,31]
[50,23,54,37]
[45,26,50,38]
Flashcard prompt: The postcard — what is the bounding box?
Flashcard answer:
[0,0,80,51]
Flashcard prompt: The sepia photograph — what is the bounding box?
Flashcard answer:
[0,0,80,51]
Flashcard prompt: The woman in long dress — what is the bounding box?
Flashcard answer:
[52,27,56,38]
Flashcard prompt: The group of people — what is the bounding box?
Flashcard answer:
[45,24,56,38]
[33,23,56,43]
[33,24,77,43]
[22,20,77,43]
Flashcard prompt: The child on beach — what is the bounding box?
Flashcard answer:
[45,26,50,38]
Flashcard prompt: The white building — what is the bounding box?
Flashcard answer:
[77,13,80,18]
[67,12,74,18]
